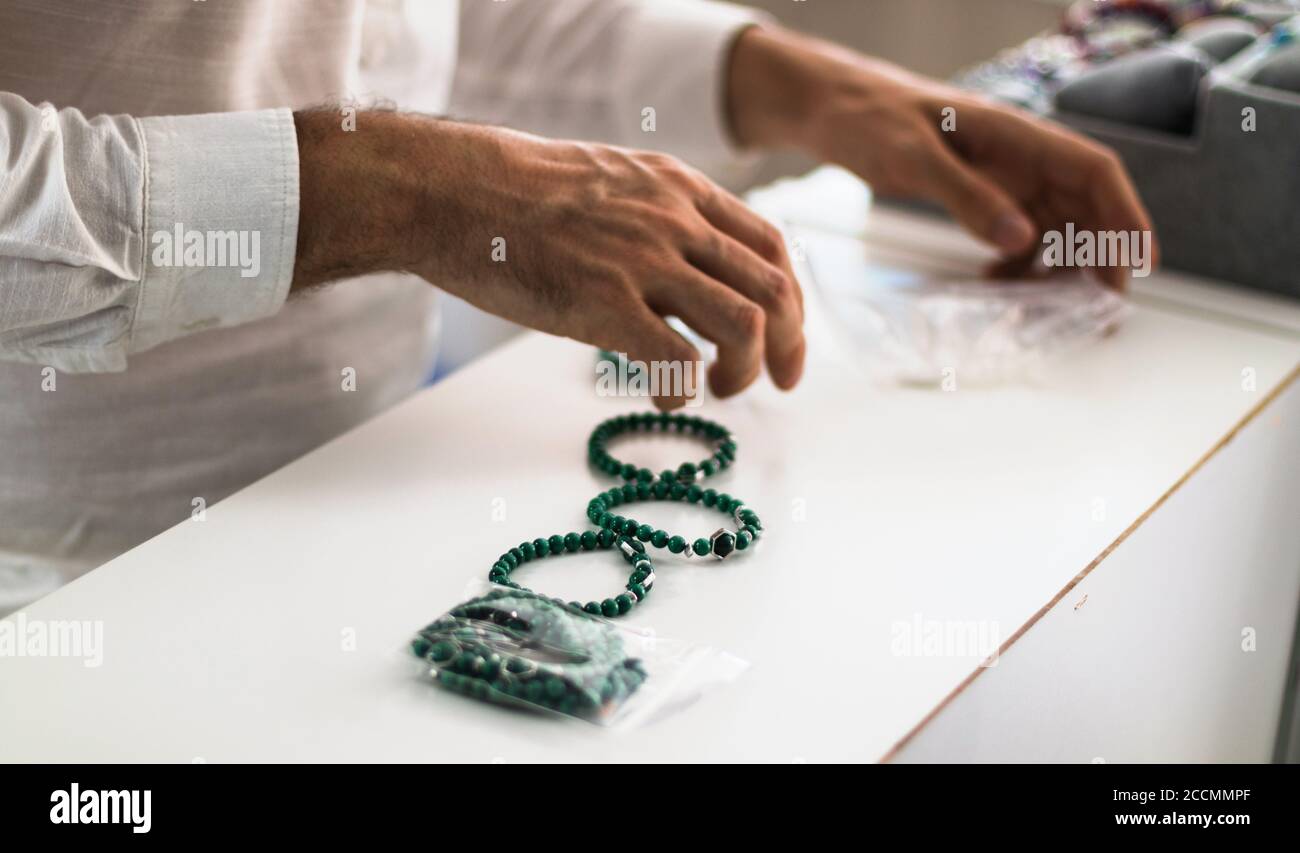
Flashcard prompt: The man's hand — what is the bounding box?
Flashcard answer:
[293,110,803,409]
[727,26,1157,289]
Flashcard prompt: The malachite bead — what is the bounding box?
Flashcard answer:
[587,412,736,485]
[587,486,761,562]
[488,530,653,620]
[472,414,755,634]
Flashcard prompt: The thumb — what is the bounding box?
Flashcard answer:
[926,143,1037,255]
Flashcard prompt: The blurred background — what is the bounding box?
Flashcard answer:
[744,0,1062,76]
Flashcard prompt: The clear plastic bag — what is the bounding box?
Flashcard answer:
[408,584,747,727]
[818,271,1130,387]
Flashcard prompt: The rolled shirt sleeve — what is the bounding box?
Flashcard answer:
[133,109,299,356]
[0,92,299,373]
[452,0,771,177]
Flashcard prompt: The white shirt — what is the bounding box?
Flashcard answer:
[0,0,762,602]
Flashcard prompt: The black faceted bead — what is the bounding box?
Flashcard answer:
[710,529,736,559]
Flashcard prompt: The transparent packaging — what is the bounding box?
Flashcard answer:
[817,270,1130,387]
[408,584,747,727]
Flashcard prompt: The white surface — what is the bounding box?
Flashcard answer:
[3,175,1299,762]
[894,377,1300,762]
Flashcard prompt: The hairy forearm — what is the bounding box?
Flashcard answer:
[726,26,823,151]
[292,110,510,291]
[726,25,931,153]
[294,110,410,289]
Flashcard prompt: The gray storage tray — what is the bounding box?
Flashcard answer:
[1051,69,1300,298]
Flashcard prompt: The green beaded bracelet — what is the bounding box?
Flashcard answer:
[487,529,655,618]
[586,482,763,560]
[588,412,737,486]
[411,587,646,719]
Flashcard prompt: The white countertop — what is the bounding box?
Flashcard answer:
[3,171,1298,762]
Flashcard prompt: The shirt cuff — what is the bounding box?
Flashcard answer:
[132,108,299,352]
[612,0,771,171]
